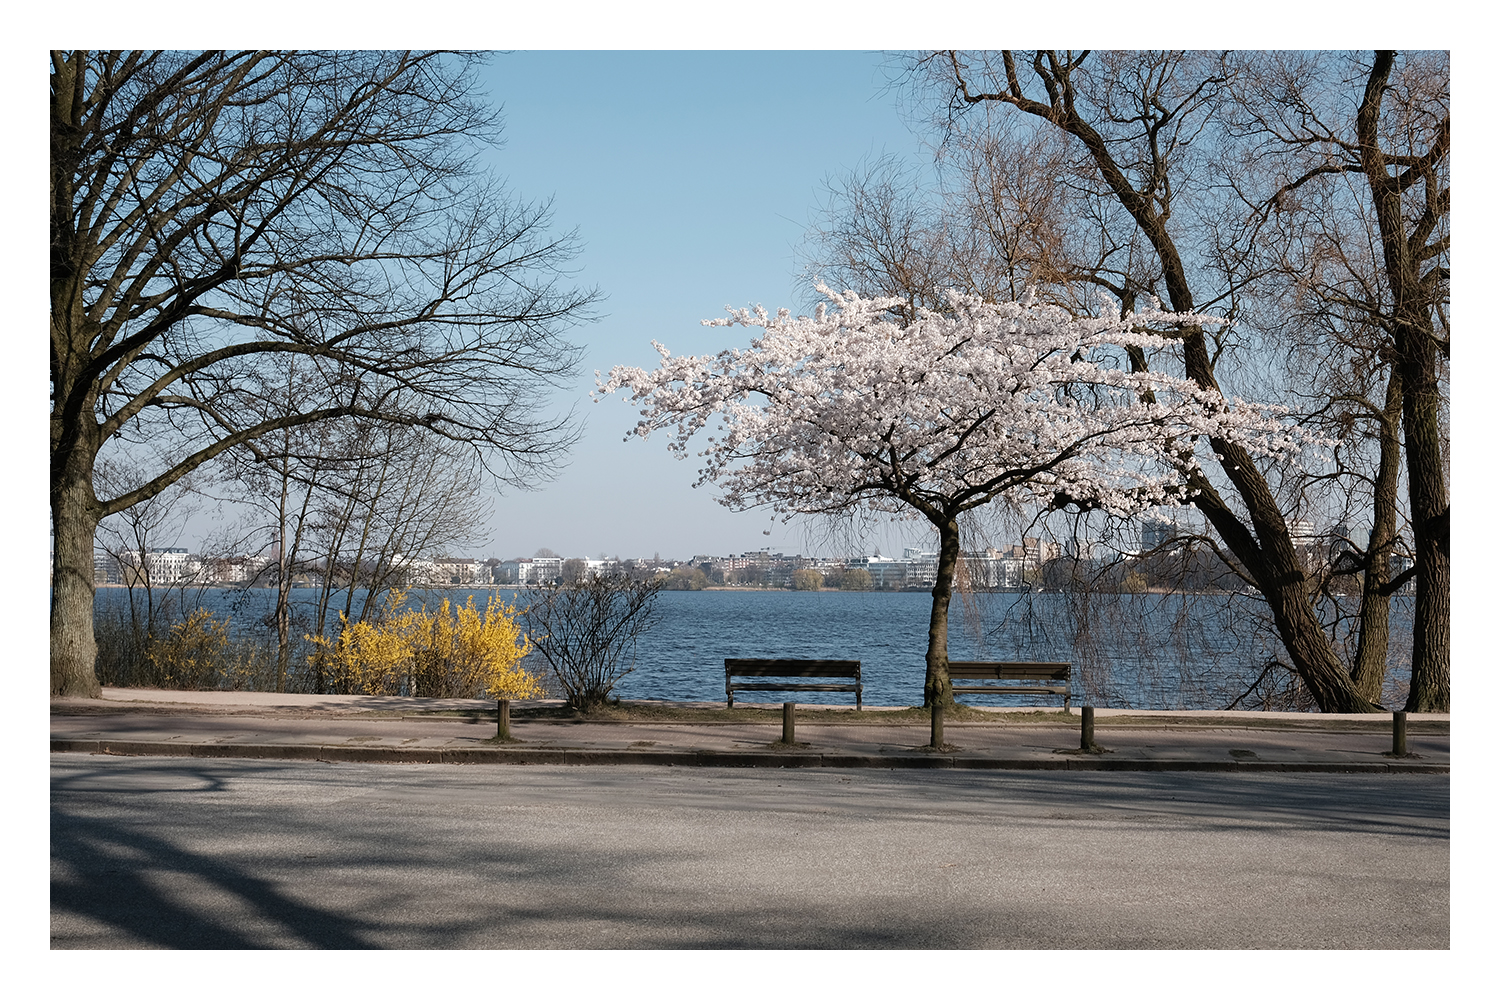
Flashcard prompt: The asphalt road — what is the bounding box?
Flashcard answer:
[51,756,1449,949]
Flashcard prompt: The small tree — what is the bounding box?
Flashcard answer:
[662,566,708,591]
[842,568,874,591]
[792,568,824,591]
[522,574,664,712]
[600,287,1315,708]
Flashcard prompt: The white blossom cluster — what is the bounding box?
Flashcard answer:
[596,287,1320,525]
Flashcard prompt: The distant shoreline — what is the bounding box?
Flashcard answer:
[92,582,1272,597]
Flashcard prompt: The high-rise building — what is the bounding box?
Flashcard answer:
[1329,523,1371,559]
[1140,519,1175,552]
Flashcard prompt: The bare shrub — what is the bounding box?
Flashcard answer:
[522,574,664,712]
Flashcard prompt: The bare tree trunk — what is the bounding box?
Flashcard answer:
[1188,460,1382,713]
[922,517,962,709]
[1402,355,1450,712]
[1350,371,1404,703]
[51,461,102,697]
[271,461,292,693]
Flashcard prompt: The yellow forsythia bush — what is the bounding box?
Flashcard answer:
[309,591,543,699]
[147,608,230,689]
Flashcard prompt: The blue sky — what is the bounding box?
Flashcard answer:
[470,51,937,561]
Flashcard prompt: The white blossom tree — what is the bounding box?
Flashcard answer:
[599,287,1318,708]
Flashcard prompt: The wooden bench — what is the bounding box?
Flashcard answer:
[724,659,862,710]
[948,661,1072,712]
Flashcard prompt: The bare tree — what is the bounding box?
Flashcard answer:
[51,51,595,696]
[848,49,1449,713]
[521,574,665,712]
[1242,50,1446,711]
[207,358,340,692]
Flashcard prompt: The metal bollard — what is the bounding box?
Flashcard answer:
[931,702,945,748]
[783,702,796,744]
[1393,710,1407,757]
[497,699,511,741]
[1081,705,1097,751]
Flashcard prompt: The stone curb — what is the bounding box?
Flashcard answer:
[50,739,1449,774]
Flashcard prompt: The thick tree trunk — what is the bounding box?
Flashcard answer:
[1259,584,1380,712]
[51,461,102,697]
[1402,348,1450,711]
[1189,457,1383,713]
[1350,370,1403,703]
[51,53,99,698]
[921,517,962,709]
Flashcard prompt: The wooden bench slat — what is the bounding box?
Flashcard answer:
[729,683,860,693]
[951,685,1068,694]
[725,658,862,709]
[945,661,1072,711]
[947,661,1070,680]
[725,659,861,677]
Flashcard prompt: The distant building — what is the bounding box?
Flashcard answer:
[94,552,121,585]
[1285,519,1319,547]
[199,555,267,584]
[1063,537,1099,560]
[1140,519,1175,552]
[431,557,478,585]
[902,548,938,589]
[496,557,563,585]
[111,547,197,584]
[847,555,907,590]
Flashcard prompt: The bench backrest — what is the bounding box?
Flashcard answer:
[947,661,1070,681]
[725,659,861,678]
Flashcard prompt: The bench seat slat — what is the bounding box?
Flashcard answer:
[729,683,860,693]
[725,659,861,678]
[947,661,1070,681]
[945,661,1072,711]
[951,685,1068,695]
[725,658,862,709]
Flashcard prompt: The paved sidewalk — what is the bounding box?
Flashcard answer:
[50,688,1449,773]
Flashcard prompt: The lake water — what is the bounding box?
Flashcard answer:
[95,586,1414,710]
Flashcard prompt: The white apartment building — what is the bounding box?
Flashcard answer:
[496,557,564,584]
[199,554,269,584]
[110,547,198,584]
[902,548,939,589]
[430,557,479,585]
[847,555,908,589]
